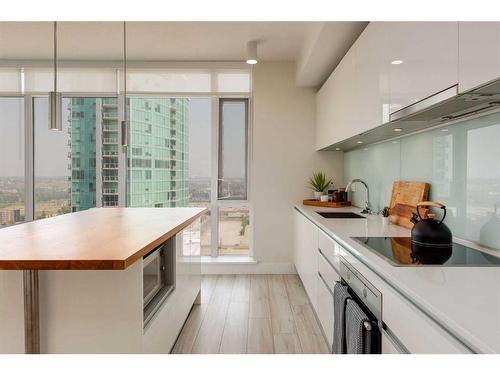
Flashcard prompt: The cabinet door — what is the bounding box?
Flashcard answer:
[382,331,404,354]
[459,22,500,92]
[355,22,391,131]
[316,46,357,150]
[316,274,334,351]
[389,22,458,114]
[293,210,318,308]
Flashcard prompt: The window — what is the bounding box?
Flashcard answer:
[0,97,25,228]
[218,206,250,256]
[34,97,72,219]
[218,99,248,200]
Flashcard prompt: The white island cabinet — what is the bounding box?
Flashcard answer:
[0,208,205,354]
[459,22,500,92]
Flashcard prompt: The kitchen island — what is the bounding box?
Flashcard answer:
[0,207,206,354]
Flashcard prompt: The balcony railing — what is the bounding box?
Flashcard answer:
[103,163,119,169]
[103,176,118,181]
[103,138,118,144]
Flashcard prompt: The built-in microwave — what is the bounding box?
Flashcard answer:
[143,237,176,327]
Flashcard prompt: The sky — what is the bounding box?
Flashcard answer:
[0,96,246,179]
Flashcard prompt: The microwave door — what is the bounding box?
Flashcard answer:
[143,250,162,306]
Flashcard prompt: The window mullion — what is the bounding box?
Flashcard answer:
[24,95,34,222]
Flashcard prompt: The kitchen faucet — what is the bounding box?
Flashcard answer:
[345,179,372,214]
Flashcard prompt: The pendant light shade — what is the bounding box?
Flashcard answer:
[246,41,258,65]
[48,92,62,131]
[49,21,62,131]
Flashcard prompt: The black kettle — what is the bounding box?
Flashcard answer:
[410,201,453,264]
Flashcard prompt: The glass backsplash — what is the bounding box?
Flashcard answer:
[344,110,500,250]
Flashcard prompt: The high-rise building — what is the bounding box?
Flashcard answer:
[69,98,97,212]
[128,98,189,208]
[101,98,120,208]
[69,97,189,210]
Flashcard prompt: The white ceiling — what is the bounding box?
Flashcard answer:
[0,21,367,87]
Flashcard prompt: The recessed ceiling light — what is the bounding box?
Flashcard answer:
[363,148,369,151]
[335,147,342,151]
[356,141,363,144]
[391,59,403,65]
[392,141,399,144]
[441,128,449,132]
[393,128,403,132]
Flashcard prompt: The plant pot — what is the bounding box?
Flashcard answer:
[320,195,329,202]
[313,191,322,200]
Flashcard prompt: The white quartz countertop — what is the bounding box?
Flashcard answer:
[295,203,500,354]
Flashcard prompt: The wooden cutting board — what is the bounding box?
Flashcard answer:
[389,181,430,229]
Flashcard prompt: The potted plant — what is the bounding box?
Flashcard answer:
[308,172,332,200]
[380,206,391,225]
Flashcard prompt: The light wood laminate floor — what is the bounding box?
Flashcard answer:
[172,275,330,354]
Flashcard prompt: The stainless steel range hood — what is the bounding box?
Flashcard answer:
[325,79,500,151]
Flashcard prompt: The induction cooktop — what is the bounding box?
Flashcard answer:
[352,237,500,267]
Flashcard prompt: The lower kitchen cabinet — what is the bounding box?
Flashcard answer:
[382,331,404,354]
[293,209,319,310]
[316,274,334,350]
[293,208,474,354]
[382,287,471,354]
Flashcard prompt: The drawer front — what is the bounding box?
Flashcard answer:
[316,273,334,350]
[382,331,403,354]
[383,289,472,354]
[318,230,340,270]
[318,251,340,292]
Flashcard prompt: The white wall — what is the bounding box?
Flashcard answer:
[250,62,343,272]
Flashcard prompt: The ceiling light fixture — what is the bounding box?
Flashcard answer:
[393,128,403,132]
[246,41,258,65]
[356,141,363,144]
[391,59,403,65]
[335,147,342,151]
[441,128,449,132]
[49,21,62,131]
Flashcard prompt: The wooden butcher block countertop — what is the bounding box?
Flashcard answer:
[0,207,206,270]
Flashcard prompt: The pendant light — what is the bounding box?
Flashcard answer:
[49,21,62,131]
[246,41,258,65]
[121,21,128,147]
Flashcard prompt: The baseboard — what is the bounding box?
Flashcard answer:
[201,261,296,275]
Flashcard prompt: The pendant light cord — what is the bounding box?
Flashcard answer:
[123,21,127,123]
[54,21,57,94]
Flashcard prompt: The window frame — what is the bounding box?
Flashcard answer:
[0,90,253,258]
[217,98,249,201]
[210,96,252,258]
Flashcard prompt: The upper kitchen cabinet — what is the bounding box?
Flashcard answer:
[354,22,391,132]
[458,22,500,92]
[316,22,389,150]
[316,46,357,150]
[388,22,459,114]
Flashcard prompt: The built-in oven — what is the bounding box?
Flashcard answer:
[335,256,382,354]
[143,237,176,327]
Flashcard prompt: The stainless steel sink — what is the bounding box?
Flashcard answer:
[316,212,366,219]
